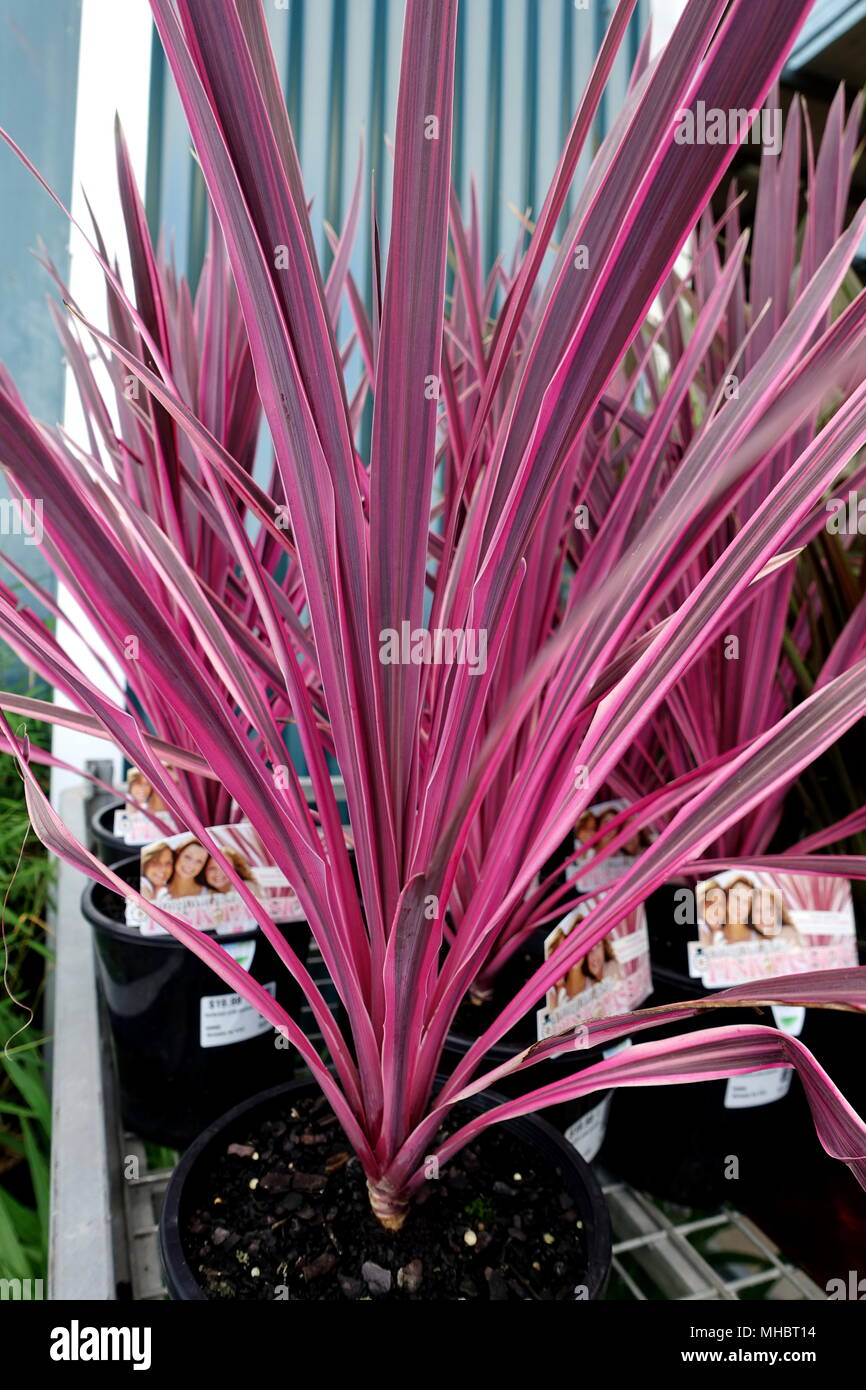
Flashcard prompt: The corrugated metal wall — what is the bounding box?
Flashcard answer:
[146,0,647,288]
[0,0,81,681]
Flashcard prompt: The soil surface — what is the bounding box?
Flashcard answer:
[180,1091,592,1300]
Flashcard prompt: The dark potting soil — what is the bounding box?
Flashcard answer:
[181,1091,589,1300]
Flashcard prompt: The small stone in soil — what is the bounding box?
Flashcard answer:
[485,1268,508,1300]
[227,1144,256,1158]
[302,1252,337,1281]
[276,1193,303,1214]
[397,1259,423,1293]
[362,1261,392,1295]
[292,1171,327,1193]
[260,1171,293,1192]
[338,1276,363,1300]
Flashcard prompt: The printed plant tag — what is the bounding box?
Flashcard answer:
[563,1039,631,1160]
[770,1004,806,1037]
[125,821,305,935]
[564,1096,612,1163]
[536,898,651,1040]
[688,870,857,989]
[114,767,179,845]
[567,798,653,891]
[724,1068,792,1109]
[199,981,276,1048]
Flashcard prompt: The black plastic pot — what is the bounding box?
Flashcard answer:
[90,798,133,865]
[442,1028,616,1165]
[602,884,841,1208]
[443,924,621,1163]
[445,904,647,1164]
[83,856,311,1148]
[159,1076,612,1300]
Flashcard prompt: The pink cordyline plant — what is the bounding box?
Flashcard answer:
[437,82,866,1001]
[2,0,866,1229]
[0,116,358,826]
[608,86,866,860]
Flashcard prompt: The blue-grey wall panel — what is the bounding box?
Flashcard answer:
[0,0,81,677]
[147,0,648,292]
[0,0,80,416]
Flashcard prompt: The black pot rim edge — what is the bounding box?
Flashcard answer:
[91,797,131,852]
[445,1024,609,1069]
[159,1075,612,1301]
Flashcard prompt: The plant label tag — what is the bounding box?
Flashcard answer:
[724,1067,792,1109]
[199,981,276,1048]
[223,940,256,972]
[566,798,654,891]
[536,903,651,1040]
[771,1005,806,1036]
[565,1094,613,1162]
[115,768,179,843]
[127,820,306,933]
[688,870,857,989]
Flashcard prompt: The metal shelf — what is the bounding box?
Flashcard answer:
[600,1176,825,1301]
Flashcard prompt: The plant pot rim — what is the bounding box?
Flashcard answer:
[445,1023,608,1068]
[159,1075,612,1301]
[90,796,130,851]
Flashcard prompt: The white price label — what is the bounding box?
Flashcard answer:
[199,981,275,1048]
[724,1068,792,1109]
[565,1095,612,1162]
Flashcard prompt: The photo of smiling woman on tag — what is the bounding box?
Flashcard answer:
[203,849,254,894]
[160,837,209,901]
[140,842,174,901]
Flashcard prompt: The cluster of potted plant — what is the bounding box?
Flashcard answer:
[0,0,865,1299]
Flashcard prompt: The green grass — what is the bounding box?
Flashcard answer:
[0,707,54,1284]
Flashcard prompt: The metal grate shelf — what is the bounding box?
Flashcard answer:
[600,1175,825,1301]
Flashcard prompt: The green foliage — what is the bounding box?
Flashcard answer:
[0,716,53,1282]
[463,1194,495,1225]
